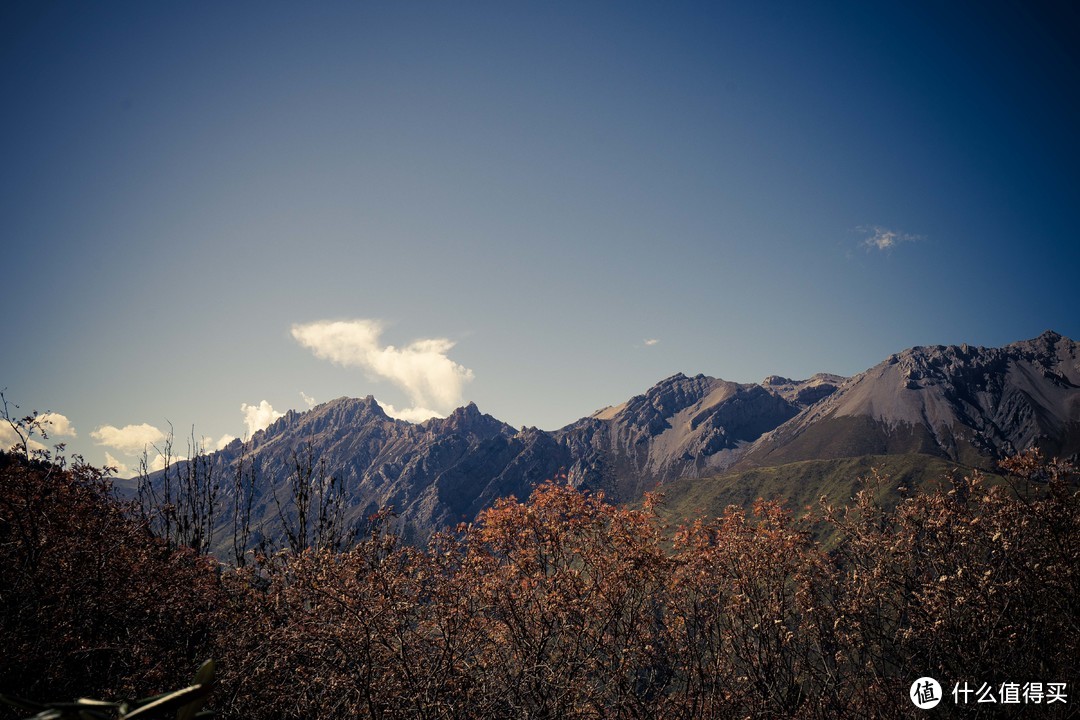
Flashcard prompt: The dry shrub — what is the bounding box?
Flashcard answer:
[0,451,223,706]
[3,448,1076,719]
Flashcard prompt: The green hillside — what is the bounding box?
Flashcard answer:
[650,453,994,530]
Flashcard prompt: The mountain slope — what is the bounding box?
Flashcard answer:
[557,373,804,499]
[653,453,977,527]
[741,330,1080,469]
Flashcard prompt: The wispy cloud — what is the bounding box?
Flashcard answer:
[241,400,283,436]
[300,391,316,409]
[858,225,923,252]
[291,319,474,417]
[91,423,166,455]
[643,338,660,347]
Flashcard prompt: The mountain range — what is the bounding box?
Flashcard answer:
[134,330,1080,548]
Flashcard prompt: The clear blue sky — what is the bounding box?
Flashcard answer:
[2,1,1077,470]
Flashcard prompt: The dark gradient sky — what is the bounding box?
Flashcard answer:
[2,1,1078,467]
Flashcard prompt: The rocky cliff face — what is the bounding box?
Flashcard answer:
[761,373,847,407]
[210,397,569,544]
[556,373,803,499]
[742,331,1080,468]
[186,371,821,547]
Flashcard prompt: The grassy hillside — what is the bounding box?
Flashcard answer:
[650,453,993,530]
[740,414,1000,469]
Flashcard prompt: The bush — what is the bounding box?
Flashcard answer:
[0,451,223,707]
[3,445,1076,718]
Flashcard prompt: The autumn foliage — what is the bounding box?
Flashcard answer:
[0,452,224,705]
[2,448,1078,718]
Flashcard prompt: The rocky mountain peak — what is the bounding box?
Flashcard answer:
[556,371,803,500]
[248,395,394,445]
[429,402,513,439]
[351,395,390,417]
[879,331,1080,393]
[627,373,722,425]
[1008,329,1073,364]
[324,395,391,425]
[1033,329,1063,344]
[744,332,1080,469]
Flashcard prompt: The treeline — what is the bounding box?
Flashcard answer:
[1,439,1077,718]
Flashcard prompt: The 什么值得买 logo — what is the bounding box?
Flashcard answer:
[910,677,942,709]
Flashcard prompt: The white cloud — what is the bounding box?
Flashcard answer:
[859,225,922,252]
[644,338,660,347]
[91,423,167,455]
[148,453,171,472]
[38,412,76,437]
[0,411,75,453]
[104,452,129,475]
[241,400,284,436]
[291,319,474,416]
[142,452,193,472]
[0,423,47,454]
[200,433,237,452]
[300,391,316,409]
[379,400,443,423]
[0,423,16,451]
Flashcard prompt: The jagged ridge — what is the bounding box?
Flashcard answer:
[139,331,1080,549]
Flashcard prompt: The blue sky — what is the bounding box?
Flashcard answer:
[2,1,1078,471]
